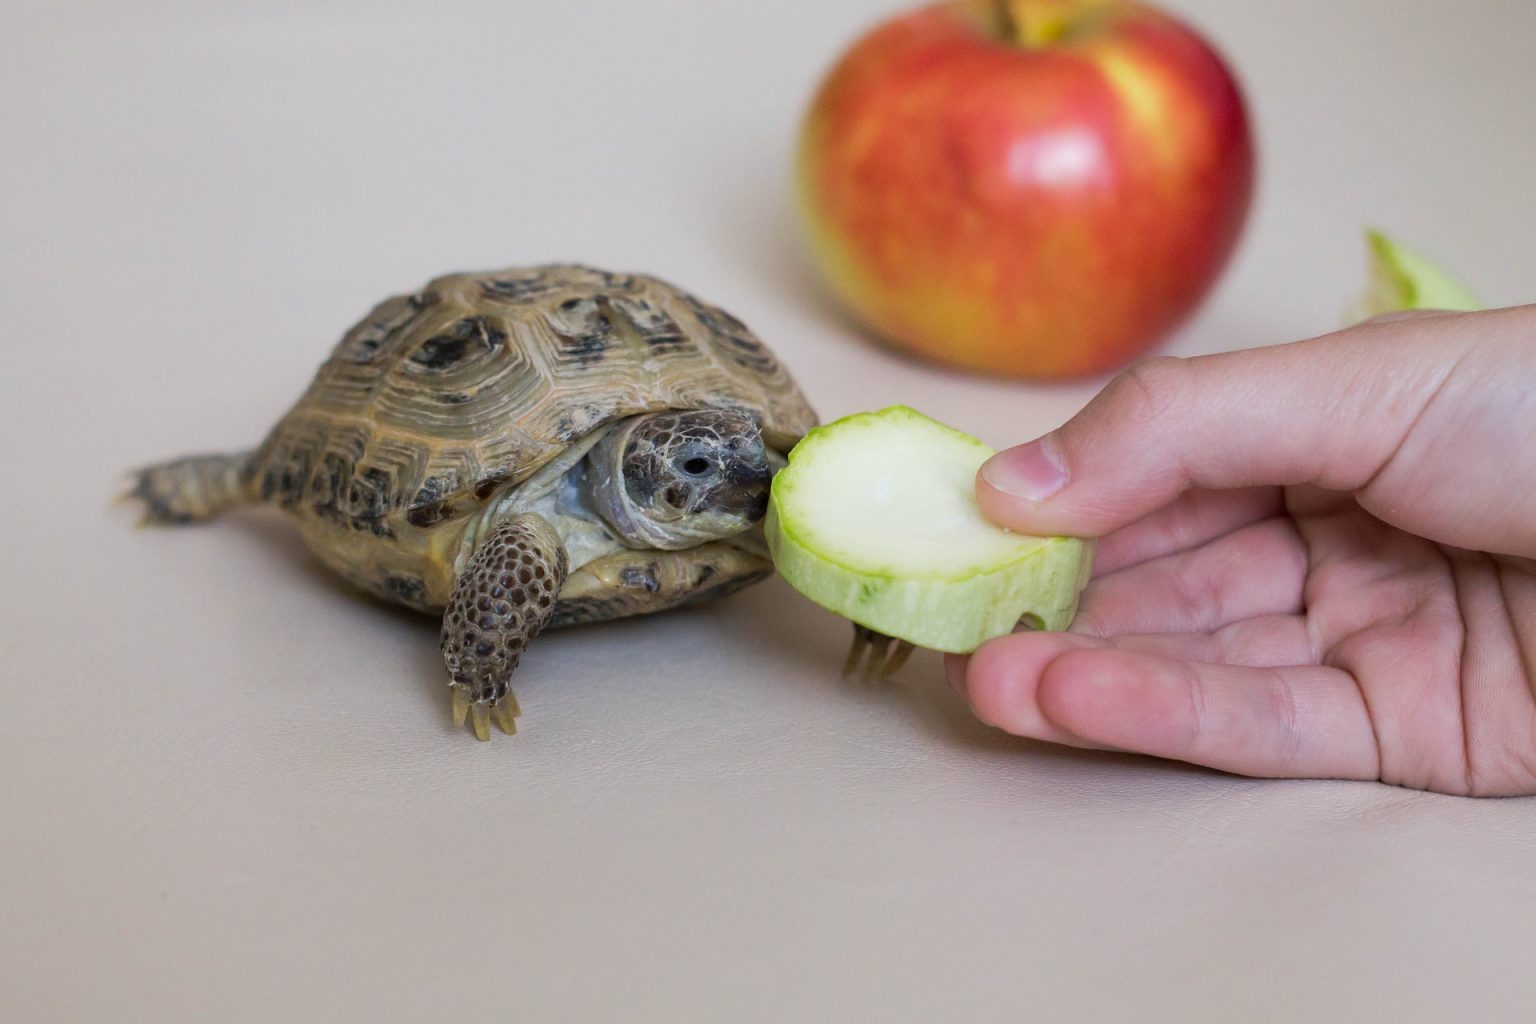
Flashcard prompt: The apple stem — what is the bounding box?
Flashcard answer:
[995,0,1114,48]
[993,0,1022,42]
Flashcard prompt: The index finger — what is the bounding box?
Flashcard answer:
[976,313,1483,539]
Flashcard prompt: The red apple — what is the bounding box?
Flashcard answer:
[797,0,1254,378]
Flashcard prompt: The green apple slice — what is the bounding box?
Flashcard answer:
[765,406,1093,654]
[1347,228,1481,323]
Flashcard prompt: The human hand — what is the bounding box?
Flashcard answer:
[947,306,1536,795]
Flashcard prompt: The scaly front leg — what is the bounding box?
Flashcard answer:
[441,513,568,740]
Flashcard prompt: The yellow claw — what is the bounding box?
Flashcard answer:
[882,640,916,679]
[470,704,491,742]
[492,700,517,736]
[452,688,470,727]
[841,629,871,679]
[841,625,915,683]
[504,691,522,718]
[859,633,894,685]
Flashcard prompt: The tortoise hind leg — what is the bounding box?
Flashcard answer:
[122,452,254,525]
[441,513,568,740]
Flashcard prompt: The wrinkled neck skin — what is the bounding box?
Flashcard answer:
[452,425,612,577]
[584,409,776,551]
[582,443,657,546]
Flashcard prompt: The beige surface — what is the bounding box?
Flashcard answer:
[4,1,1536,1020]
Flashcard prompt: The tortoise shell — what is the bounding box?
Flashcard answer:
[246,264,817,539]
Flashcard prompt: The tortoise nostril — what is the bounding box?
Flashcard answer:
[681,457,710,476]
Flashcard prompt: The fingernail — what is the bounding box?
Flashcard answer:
[981,436,1067,501]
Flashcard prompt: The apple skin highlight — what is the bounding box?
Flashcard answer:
[797,0,1255,379]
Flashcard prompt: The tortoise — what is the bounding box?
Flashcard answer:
[127,263,818,739]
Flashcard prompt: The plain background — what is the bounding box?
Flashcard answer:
[4,1,1536,1020]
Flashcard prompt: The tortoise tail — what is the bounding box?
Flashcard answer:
[122,451,255,525]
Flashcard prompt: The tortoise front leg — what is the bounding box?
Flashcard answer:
[842,624,915,684]
[441,513,568,740]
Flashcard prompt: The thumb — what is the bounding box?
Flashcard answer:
[976,311,1482,539]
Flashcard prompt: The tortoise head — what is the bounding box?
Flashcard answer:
[585,408,771,550]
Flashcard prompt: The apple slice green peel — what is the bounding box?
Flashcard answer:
[1347,228,1480,323]
[765,406,1093,675]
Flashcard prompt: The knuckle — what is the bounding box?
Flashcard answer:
[1180,660,1209,743]
[1260,669,1302,770]
[1169,560,1227,634]
[1110,355,1189,429]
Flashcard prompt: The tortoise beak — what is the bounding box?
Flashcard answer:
[724,448,772,522]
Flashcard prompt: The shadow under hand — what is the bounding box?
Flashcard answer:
[718,576,1070,756]
[716,574,1237,791]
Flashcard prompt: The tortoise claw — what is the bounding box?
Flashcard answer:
[114,474,156,528]
[841,625,916,683]
[492,699,518,736]
[450,687,520,739]
[113,476,138,509]
[859,632,894,684]
[882,639,916,678]
[841,627,871,678]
